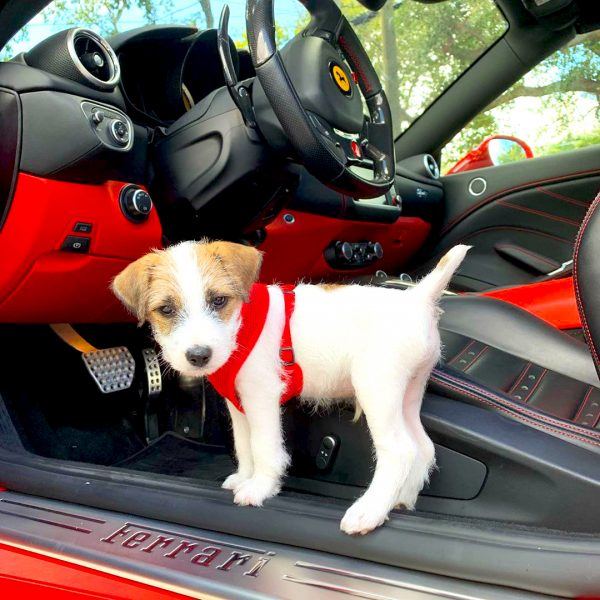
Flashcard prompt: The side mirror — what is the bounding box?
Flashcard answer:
[488,137,533,165]
[447,135,533,175]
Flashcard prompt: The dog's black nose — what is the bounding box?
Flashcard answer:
[185,345,212,367]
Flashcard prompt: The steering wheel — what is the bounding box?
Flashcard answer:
[246,0,395,199]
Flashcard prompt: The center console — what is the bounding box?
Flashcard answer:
[258,156,444,283]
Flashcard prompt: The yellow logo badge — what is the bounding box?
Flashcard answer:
[330,63,351,95]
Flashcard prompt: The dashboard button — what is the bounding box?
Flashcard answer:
[73,222,93,233]
[120,186,153,222]
[61,235,90,253]
[335,241,353,262]
[91,109,104,125]
[367,242,384,260]
[114,121,127,136]
[131,190,152,215]
[109,119,130,146]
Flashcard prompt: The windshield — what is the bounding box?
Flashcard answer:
[1,0,507,136]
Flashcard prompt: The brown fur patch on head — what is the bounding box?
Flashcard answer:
[195,241,262,307]
[112,251,164,325]
[113,241,263,333]
[142,253,186,335]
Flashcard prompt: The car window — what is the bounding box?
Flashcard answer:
[0,1,309,60]
[1,0,507,138]
[442,31,600,175]
[345,0,507,135]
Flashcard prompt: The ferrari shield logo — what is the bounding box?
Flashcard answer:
[330,63,351,95]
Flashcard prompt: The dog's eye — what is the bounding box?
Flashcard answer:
[158,305,175,317]
[211,296,228,309]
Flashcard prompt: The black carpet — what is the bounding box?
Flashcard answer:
[116,432,234,483]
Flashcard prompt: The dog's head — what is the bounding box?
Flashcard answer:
[112,240,262,377]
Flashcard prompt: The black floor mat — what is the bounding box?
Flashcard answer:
[0,324,146,464]
[116,432,234,484]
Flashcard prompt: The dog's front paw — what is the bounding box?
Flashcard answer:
[222,471,252,491]
[233,475,280,507]
[340,498,389,535]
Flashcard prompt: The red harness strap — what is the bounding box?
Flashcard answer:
[207,283,303,413]
[280,283,304,401]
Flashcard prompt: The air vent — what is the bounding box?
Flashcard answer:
[424,154,440,179]
[25,28,121,90]
[68,29,120,89]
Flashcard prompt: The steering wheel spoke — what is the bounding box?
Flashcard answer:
[307,111,369,166]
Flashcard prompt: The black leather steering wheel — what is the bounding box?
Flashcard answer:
[246,0,395,199]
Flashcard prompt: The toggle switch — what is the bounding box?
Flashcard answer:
[315,434,338,471]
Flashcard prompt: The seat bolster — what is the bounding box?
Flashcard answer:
[573,191,600,378]
[440,295,600,388]
[430,368,600,453]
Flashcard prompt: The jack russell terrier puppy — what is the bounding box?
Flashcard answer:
[112,241,469,535]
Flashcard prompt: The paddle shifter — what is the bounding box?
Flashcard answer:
[217,5,256,128]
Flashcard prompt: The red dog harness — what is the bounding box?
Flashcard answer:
[207,284,303,412]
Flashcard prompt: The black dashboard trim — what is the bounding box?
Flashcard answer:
[109,24,197,52]
[0,61,126,109]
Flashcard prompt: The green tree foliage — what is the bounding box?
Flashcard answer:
[442,29,599,171]
[43,0,215,38]
[343,0,508,134]
[542,128,600,156]
[45,0,169,37]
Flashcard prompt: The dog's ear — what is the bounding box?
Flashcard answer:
[112,252,162,324]
[207,241,263,300]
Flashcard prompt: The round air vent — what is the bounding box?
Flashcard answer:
[25,28,120,90]
[68,29,120,89]
[424,154,440,179]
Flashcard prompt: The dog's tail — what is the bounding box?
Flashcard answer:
[414,245,470,300]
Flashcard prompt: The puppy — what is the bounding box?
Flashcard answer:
[113,240,469,535]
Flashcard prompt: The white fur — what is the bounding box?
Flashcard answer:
[153,242,469,535]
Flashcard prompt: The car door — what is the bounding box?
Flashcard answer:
[436,146,600,291]
[429,32,600,291]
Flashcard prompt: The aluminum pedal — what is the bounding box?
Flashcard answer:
[142,347,162,397]
[82,347,135,394]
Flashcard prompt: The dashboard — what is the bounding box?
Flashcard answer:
[112,26,254,126]
[0,22,443,324]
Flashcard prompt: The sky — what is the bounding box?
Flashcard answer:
[1,0,308,57]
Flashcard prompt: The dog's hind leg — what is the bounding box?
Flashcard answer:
[341,366,416,535]
[222,400,254,491]
[395,366,436,510]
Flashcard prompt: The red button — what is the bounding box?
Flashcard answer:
[351,72,358,84]
[351,140,362,158]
